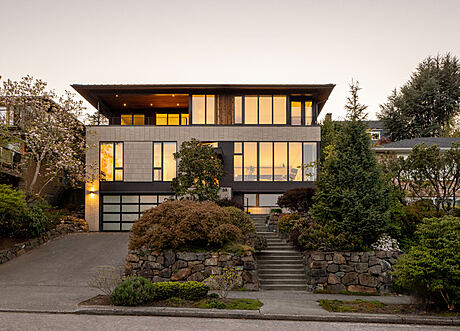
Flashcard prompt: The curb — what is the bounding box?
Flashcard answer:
[1,307,458,326]
[74,306,459,326]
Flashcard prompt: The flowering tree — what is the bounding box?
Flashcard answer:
[0,76,86,197]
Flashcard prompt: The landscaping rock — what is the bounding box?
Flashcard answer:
[171,267,191,281]
[177,252,197,261]
[359,274,378,287]
[328,273,340,285]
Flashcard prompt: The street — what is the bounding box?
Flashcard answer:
[0,313,456,331]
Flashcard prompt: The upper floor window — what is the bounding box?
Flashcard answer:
[121,114,144,125]
[156,113,189,125]
[233,141,317,182]
[153,142,177,181]
[367,130,381,141]
[291,101,313,126]
[100,142,123,181]
[192,95,215,124]
[0,107,14,125]
[234,95,286,125]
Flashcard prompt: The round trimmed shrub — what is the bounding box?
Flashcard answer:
[177,281,210,301]
[110,276,156,306]
[223,207,255,235]
[129,199,242,250]
[278,214,302,234]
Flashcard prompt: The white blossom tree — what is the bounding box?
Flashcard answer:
[0,76,86,198]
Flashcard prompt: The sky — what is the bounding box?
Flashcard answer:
[0,0,459,120]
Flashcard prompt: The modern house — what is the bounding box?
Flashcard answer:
[73,84,335,231]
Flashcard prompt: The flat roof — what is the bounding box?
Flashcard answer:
[72,83,335,116]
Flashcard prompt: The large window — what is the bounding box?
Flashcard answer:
[153,142,177,181]
[156,113,189,125]
[234,95,287,125]
[100,142,123,181]
[121,114,145,125]
[192,95,215,124]
[290,100,313,126]
[234,141,317,182]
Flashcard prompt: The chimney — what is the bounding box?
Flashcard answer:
[325,113,332,121]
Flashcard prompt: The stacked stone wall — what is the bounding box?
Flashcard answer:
[126,249,259,290]
[303,251,402,293]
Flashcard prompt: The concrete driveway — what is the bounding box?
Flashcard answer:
[0,232,129,311]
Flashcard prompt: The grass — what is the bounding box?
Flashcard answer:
[199,298,263,310]
[319,299,386,313]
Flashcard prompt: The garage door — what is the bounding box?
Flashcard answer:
[101,194,173,231]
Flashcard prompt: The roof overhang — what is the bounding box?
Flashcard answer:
[71,83,335,117]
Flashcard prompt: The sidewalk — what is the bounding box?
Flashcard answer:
[1,290,457,327]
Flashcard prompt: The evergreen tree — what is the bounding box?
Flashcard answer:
[311,81,391,249]
[378,53,460,141]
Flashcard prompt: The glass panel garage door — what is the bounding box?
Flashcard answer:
[101,194,173,231]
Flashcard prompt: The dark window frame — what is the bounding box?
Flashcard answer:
[190,94,215,125]
[99,141,124,182]
[233,141,317,182]
[152,141,177,182]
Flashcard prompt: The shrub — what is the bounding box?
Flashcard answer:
[291,215,362,251]
[253,234,267,251]
[88,266,126,296]
[209,224,242,246]
[129,199,244,250]
[0,184,50,238]
[203,267,242,298]
[216,198,243,210]
[278,214,302,233]
[393,216,460,311]
[110,276,156,306]
[277,188,315,213]
[0,184,28,237]
[223,207,255,235]
[204,299,227,309]
[176,281,210,301]
[110,280,210,305]
[270,208,282,214]
[152,282,181,300]
[389,200,441,250]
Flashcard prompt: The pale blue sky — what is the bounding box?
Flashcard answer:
[1,0,459,119]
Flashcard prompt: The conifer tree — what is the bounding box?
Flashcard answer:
[311,81,391,249]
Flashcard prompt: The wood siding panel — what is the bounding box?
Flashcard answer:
[216,95,233,125]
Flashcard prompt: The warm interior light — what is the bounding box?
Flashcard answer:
[89,190,96,195]
[123,103,127,107]
[150,103,153,106]
[176,103,179,106]
[172,94,175,97]
[115,94,119,98]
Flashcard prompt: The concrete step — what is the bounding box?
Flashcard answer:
[259,284,307,291]
[257,257,303,263]
[265,245,295,250]
[257,252,302,258]
[259,249,300,254]
[259,278,307,285]
[258,271,306,277]
[258,264,305,270]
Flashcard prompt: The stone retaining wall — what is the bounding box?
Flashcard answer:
[0,216,88,265]
[125,249,259,290]
[303,251,402,293]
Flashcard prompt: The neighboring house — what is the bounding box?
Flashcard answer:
[373,137,460,158]
[0,103,84,202]
[325,113,389,145]
[73,84,335,231]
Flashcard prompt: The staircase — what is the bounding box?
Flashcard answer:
[251,214,307,290]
